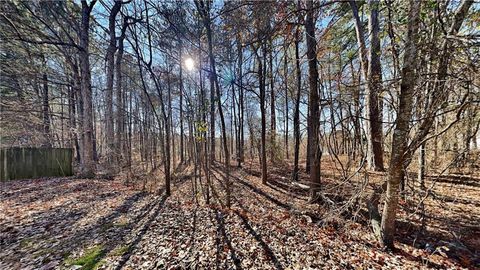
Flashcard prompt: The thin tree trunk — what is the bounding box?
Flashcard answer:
[380,0,421,249]
[115,16,131,167]
[195,0,231,207]
[367,0,384,171]
[292,13,301,182]
[237,35,244,166]
[179,40,185,164]
[349,0,384,171]
[305,0,321,201]
[42,70,51,146]
[284,42,289,160]
[269,40,276,163]
[259,49,268,185]
[210,68,216,161]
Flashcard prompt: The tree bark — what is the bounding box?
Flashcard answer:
[79,0,97,178]
[237,36,245,166]
[259,47,268,185]
[367,0,384,171]
[115,16,127,166]
[349,0,384,171]
[42,70,51,146]
[305,0,321,201]
[292,1,302,182]
[105,0,121,173]
[284,42,289,160]
[269,40,276,163]
[380,0,421,249]
[195,0,231,207]
[407,0,474,157]
[179,39,185,164]
[209,68,216,161]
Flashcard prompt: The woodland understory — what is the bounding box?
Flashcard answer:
[1,0,479,269]
[1,159,479,270]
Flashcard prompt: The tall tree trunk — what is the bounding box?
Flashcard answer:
[367,0,384,171]
[68,75,80,161]
[407,0,474,157]
[269,40,276,163]
[179,39,185,164]
[258,47,268,185]
[417,12,438,190]
[380,0,421,249]
[71,60,84,163]
[284,42,289,160]
[115,15,132,167]
[210,68,216,161]
[237,35,244,166]
[130,12,170,195]
[349,0,384,171]
[305,0,321,201]
[79,0,97,178]
[42,70,51,146]
[292,15,301,182]
[195,0,231,207]
[349,61,362,158]
[105,0,121,173]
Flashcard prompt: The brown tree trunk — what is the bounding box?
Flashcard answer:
[349,0,384,171]
[367,0,384,171]
[380,0,421,249]
[195,0,231,207]
[42,71,51,146]
[79,0,97,178]
[115,20,126,166]
[407,0,474,156]
[305,0,321,201]
[284,42,289,160]
[179,40,185,164]
[258,48,268,185]
[105,0,121,173]
[292,1,302,182]
[269,40,276,163]
[237,36,245,166]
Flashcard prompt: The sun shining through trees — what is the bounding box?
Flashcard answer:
[185,57,195,71]
[0,0,478,269]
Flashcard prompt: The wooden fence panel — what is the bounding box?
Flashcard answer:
[0,148,73,181]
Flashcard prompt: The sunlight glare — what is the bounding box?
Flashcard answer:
[185,57,195,71]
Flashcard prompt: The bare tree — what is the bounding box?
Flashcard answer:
[305,0,321,201]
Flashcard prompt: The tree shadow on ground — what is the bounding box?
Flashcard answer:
[114,194,168,270]
[395,218,479,269]
[211,166,292,211]
[232,209,284,270]
[59,191,151,259]
[430,190,480,208]
[393,247,447,269]
[1,178,112,205]
[206,181,283,270]
[0,182,151,269]
[210,209,243,270]
[429,175,480,188]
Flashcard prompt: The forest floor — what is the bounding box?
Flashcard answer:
[1,161,479,270]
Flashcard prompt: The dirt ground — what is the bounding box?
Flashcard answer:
[0,161,479,269]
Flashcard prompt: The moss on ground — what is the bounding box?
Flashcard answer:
[112,244,131,257]
[64,245,106,270]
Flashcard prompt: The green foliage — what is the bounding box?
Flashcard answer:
[19,238,33,248]
[112,244,132,257]
[64,245,106,270]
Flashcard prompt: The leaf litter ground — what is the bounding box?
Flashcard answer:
[1,162,478,269]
